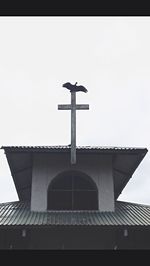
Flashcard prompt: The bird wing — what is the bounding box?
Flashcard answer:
[76,85,88,92]
[62,82,73,90]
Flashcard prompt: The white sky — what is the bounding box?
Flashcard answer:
[0,16,150,204]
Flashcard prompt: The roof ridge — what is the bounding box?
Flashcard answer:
[1,145,148,150]
[1,200,150,209]
[0,200,28,206]
[116,200,150,208]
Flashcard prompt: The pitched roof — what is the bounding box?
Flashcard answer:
[0,200,150,227]
[1,145,148,202]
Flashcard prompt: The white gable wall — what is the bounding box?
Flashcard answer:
[31,153,114,212]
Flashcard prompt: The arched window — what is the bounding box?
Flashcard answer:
[47,171,98,210]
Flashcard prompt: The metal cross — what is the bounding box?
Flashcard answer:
[58,91,89,164]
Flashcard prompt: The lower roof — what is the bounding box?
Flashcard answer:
[0,200,150,227]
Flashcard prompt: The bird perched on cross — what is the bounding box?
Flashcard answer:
[62,82,88,93]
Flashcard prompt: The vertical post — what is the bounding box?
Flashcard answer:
[58,85,89,165]
[71,91,76,164]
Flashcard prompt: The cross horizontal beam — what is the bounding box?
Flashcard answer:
[58,104,89,110]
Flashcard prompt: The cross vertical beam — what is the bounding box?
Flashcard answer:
[58,91,89,165]
[71,91,76,164]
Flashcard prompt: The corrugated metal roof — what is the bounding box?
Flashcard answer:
[0,201,150,227]
[1,145,148,153]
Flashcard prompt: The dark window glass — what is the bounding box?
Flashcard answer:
[48,191,72,210]
[74,191,98,210]
[48,172,98,210]
[73,175,95,190]
[50,175,72,190]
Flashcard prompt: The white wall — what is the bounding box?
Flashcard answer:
[31,153,114,212]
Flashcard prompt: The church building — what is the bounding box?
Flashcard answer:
[0,85,149,249]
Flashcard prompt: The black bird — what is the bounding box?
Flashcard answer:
[62,82,88,93]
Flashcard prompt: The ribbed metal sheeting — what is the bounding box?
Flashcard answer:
[1,145,147,152]
[0,201,150,227]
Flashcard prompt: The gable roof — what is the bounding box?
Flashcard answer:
[1,145,148,201]
[0,200,150,227]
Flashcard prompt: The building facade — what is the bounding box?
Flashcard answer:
[0,145,149,249]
